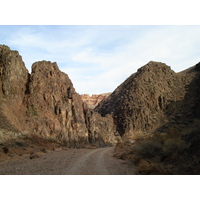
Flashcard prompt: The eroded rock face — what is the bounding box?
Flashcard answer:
[0,45,29,132]
[83,103,120,146]
[25,61,89,147]
[0,45,29,100]
[3,45,199,148]
[81,93,111,109]
[0,45,118,147]
[95,61,200,137]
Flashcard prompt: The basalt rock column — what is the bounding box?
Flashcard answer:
[26,61,89,147]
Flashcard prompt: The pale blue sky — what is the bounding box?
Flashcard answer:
[1,25,200,94]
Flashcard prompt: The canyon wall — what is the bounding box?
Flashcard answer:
[81,93,111,109]
[95,61,200,138]
[1,45,200,149]
[0,45,118,147]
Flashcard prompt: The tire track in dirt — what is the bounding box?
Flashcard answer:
[0,147,136,175]
[94,148,111,175]
[66,148,109,175]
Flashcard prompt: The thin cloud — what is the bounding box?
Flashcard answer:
[1,25,200,94]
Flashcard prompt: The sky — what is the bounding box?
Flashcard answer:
[1,25,200,95]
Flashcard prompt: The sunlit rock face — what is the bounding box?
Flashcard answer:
[0,45,118,147]
[81,93,111,109]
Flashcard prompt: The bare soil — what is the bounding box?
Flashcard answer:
[0,147,137,175]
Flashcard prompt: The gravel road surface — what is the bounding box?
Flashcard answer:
[0,147,136,175]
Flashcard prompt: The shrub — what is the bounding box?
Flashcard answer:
[137,159,172,175]
[133,139,163,160]
[114,144,134,160]
[40,148,47,153]
[30,152,39,159]
[163,137,186,154]
[15,141,25,147]
[27,104,38,116]
[2,146,9,154]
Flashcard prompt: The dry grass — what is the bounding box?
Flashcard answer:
[114,124,200,175]
[0,133,63,163]
[114,142,134,159]
[137,159,172,175]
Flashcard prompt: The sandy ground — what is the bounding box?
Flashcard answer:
[0,147,137,175]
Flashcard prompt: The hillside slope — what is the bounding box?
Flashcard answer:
[0,45,118,155]
[96,61,200,174]
[95,61,200,137]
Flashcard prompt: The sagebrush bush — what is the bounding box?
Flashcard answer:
[114,125,200,174]
[137,159,172,175]
[114,142,134,159]
[133,139,163,160]
[163,137,186,154]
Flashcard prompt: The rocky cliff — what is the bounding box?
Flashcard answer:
[0,45,29,133]
[95,61,200,138]
[99,61,200,175]
[81,93,111,109]
[1,44,200,153]
[0,45,118,148]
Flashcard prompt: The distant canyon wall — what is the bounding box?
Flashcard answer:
[81,93,111,109]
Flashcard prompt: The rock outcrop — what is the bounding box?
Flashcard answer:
[1,45,200,151]
[81,93,111,109]
[83,103,120,146]
[0,45,29,132]
[24,61,90,147]
[0,45,118,147]
[108,62,200,175]
[95,61,200,138]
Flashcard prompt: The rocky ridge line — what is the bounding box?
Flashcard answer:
[95,61,200,138]
[0,45,119,148]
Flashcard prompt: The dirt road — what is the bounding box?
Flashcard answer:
[0,147,136,175]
